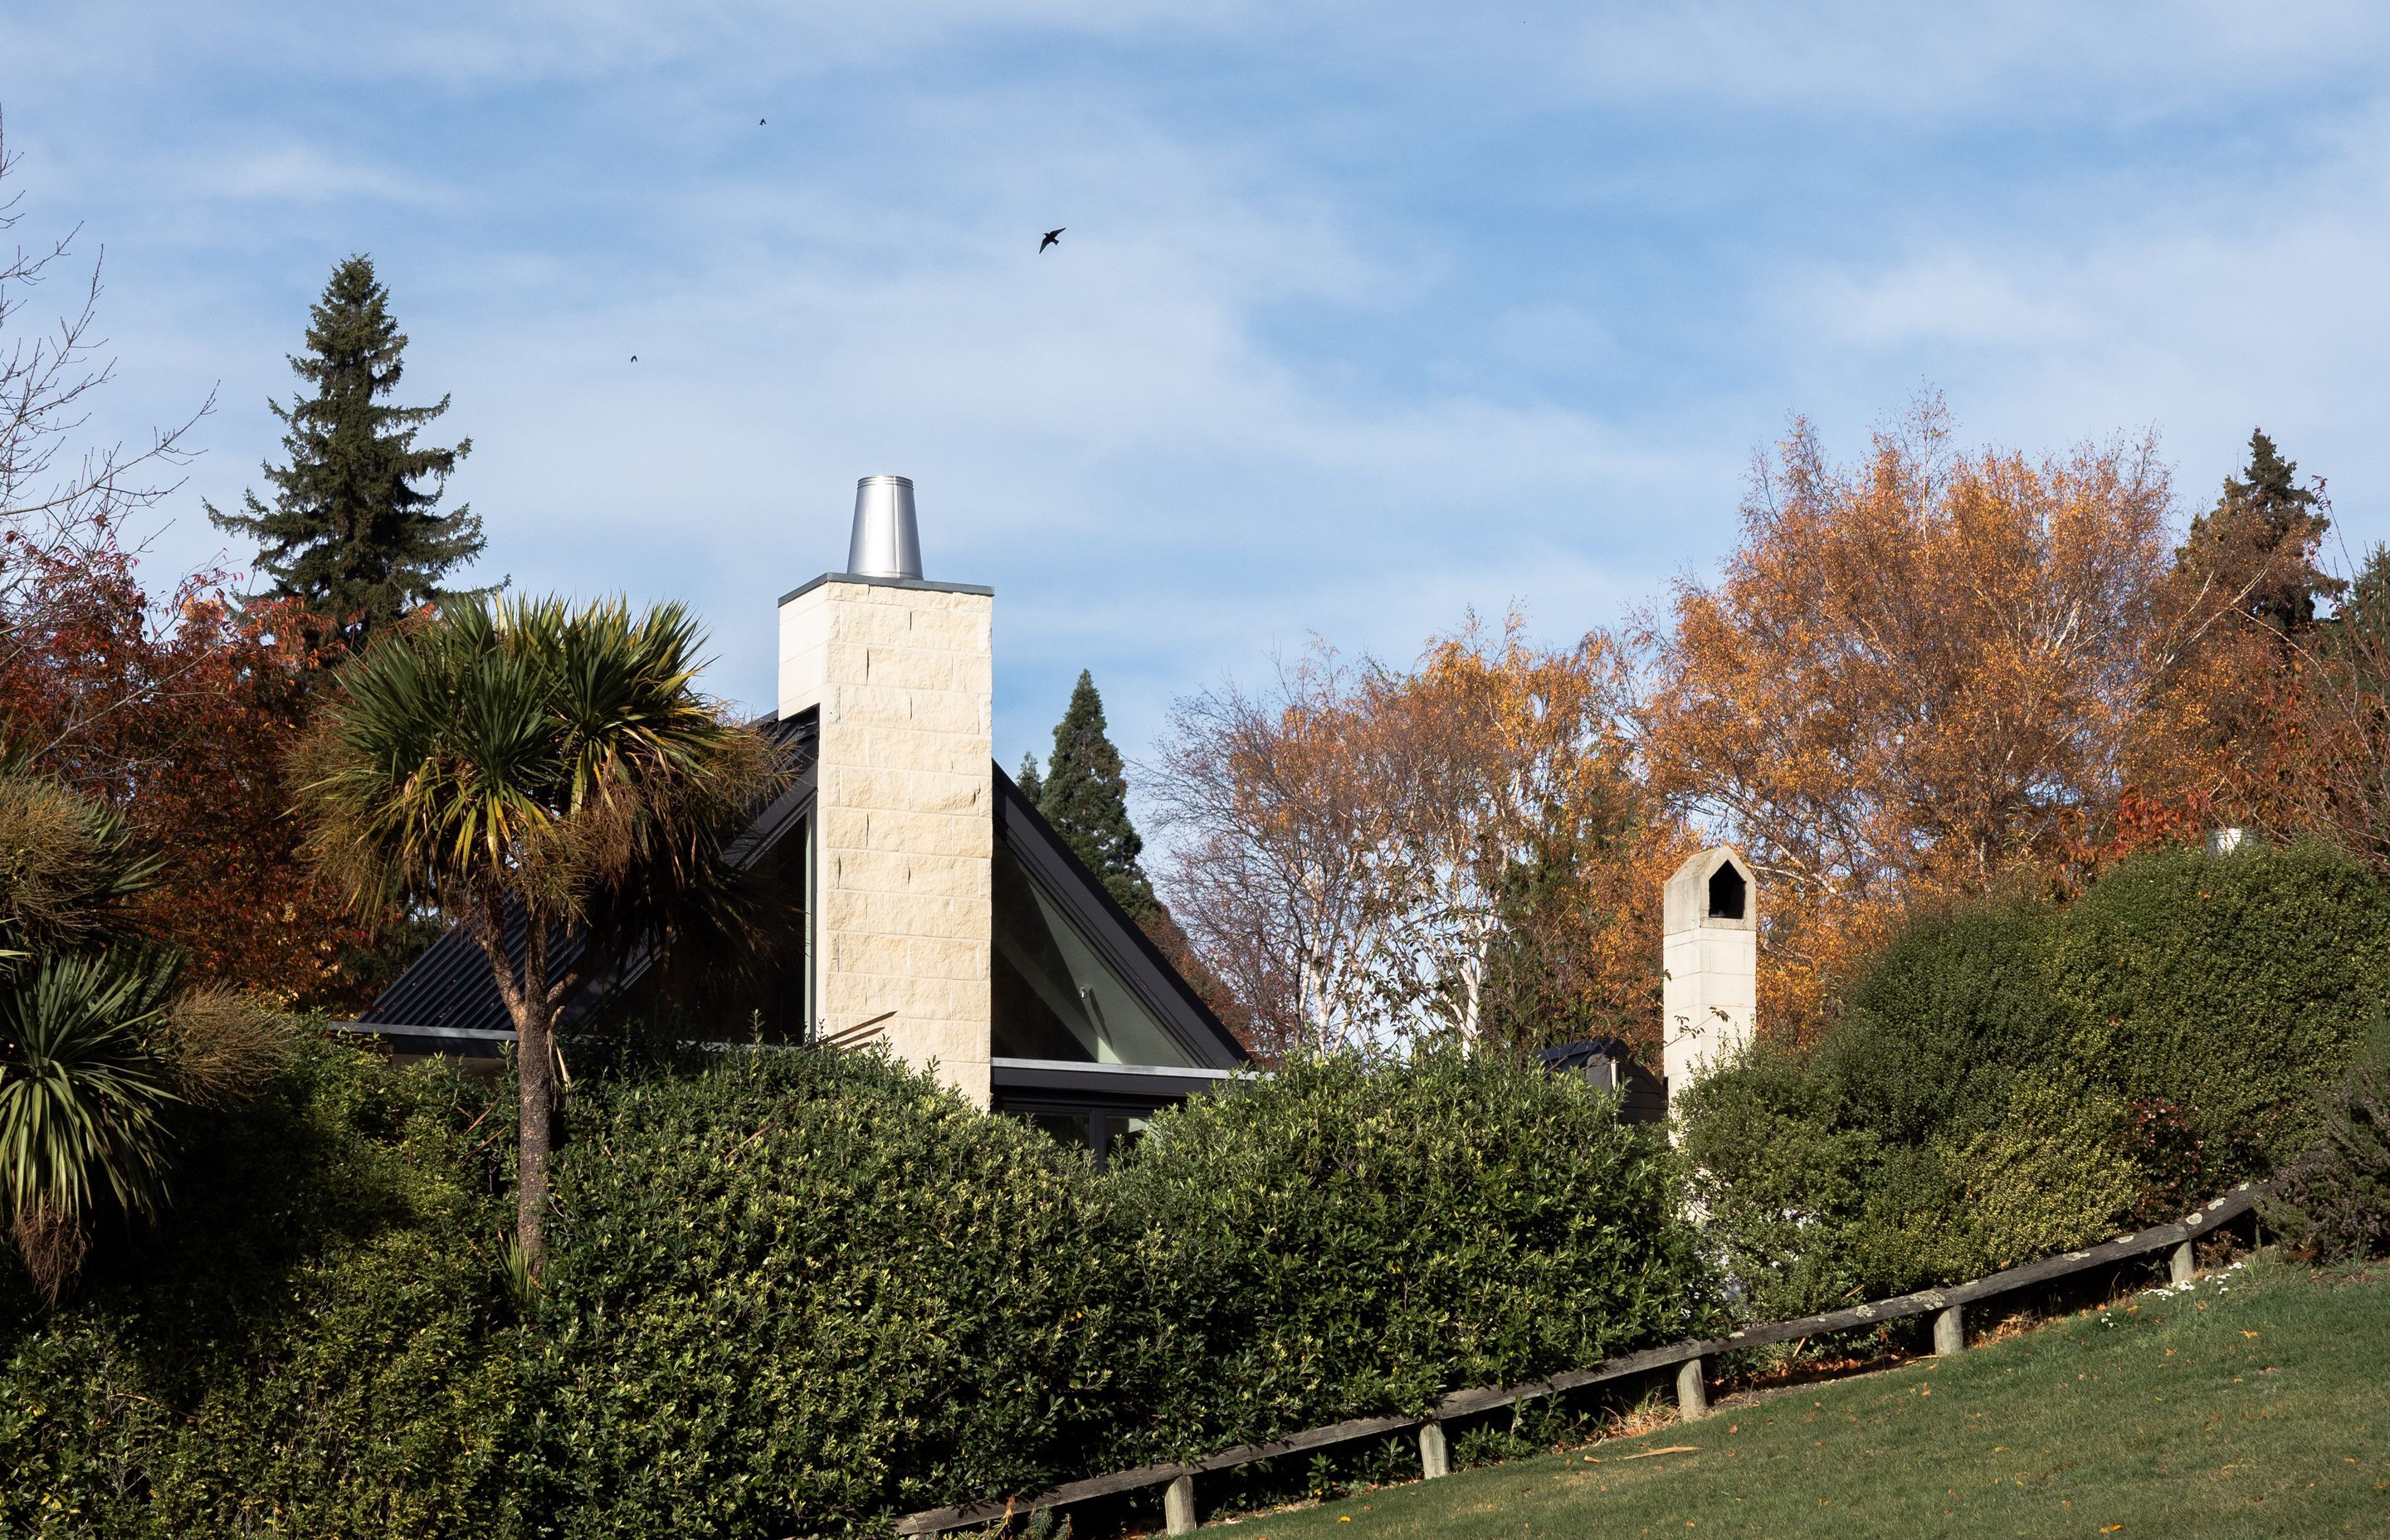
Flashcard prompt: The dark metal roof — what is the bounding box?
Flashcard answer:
[359,709,820,1035]
[356,714,1248,1075]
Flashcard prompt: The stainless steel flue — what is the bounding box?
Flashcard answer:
[846,475,923,580]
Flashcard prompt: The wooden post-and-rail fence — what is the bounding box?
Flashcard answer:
[893,1186,2258,1538]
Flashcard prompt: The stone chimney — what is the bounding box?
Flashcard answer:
[778,476,996,1107]
[1661,847,1757,1106]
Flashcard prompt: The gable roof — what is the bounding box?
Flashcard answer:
[358,709,819,1037]
[993,762,1246,1070]
[354,710,1247,1070]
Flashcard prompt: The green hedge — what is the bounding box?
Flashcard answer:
[1109,1048,1711,1462]
[1682,840,2390,1320]
[510,1045,1707,1536]
[2261,1019,2390,1261]
[3,1040,1693,1537]
[2052,841,2390,1196]
[0,1038,515,1538]
[512,1046,1115,1537]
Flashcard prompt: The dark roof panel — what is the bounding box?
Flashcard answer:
[360,709,819,1033]
[357,713,1246,1074]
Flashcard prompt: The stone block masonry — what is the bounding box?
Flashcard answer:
[780,575,997,1107]
[1661,847,1757,1108]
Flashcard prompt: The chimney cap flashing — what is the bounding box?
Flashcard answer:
[778,572,995,607]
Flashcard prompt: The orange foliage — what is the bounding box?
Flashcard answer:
[1154,616,1675,1056]
[1638,397,2176,1045]
[1,522,392,1009]
[1378,617,1686,1055]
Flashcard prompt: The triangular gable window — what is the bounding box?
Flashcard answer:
[991,841,1201,1067]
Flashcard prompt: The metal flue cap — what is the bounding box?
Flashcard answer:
[846,475,923,581]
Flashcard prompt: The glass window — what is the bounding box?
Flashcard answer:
[1027,1111,1094,1153]
[751,811,812,1045]
[1103,1113,1150,1162]
[1012,1109,1149,1169]
[990,842,1199,1066]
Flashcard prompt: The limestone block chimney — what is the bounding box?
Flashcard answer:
[779,476,997,1107]
[1661,847,1757,1106]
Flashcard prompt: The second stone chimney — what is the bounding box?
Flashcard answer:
[1661,847,1758,1107]
[779,476,996,1106]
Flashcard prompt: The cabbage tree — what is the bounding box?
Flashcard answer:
[300,595,784,1269]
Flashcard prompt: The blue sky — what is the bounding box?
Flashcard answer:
[8,2,2390,782]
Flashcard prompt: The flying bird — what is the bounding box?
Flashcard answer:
[631,355,638,363]
[758,118,766,125]
[1039,227,1065,252]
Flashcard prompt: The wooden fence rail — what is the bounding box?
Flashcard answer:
[892,1185,2258,1537]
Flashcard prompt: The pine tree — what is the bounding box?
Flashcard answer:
[2180,429,2342,634]
[209,256,485,646]
[1036,671,1158,920]
[1015,752,1044,807]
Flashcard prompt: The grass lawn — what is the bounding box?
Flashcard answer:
[1222,1257,2389,1538]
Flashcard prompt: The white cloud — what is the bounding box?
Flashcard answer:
[14,0,2390,792]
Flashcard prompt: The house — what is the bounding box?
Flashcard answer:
[354,475,1249,1157]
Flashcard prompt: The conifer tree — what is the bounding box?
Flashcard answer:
[1015,752,1044,807]
[1036,671,1158,920]
[2179,428,2341,635]
[209,256,484,646]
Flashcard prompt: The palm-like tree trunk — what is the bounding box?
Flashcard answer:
[466,883,558,1270]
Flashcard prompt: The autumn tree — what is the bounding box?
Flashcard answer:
[1150,649,1398,1056]
[1151,619,1669,1058]
[209,255,484,646]
[2129,431,2340,836]
[1637,397,2175,1043]
[1,113,206,741]
[0,119,389,1007]
[1361,617,1666,1049]
[1,526,394,1006]
[2256,542,2390,876]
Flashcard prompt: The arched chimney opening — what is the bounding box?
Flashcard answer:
[1706,861,1746,921]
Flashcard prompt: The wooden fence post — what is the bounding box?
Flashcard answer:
[2168,1240,2194,1287]
[1418,1420,1451,1479]
[1932,1304,1963,1356]
[1675,1357,1709,1421]
[1163,1474,1197,1536]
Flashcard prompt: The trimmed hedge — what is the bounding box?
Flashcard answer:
[510,1045,1707,1536]
[0,1038,515,1538]
[511,1047,1115,1536]
[1109,1048,1711,1462]
[2052,841,2390,1196]
[1683,840,2390,1320]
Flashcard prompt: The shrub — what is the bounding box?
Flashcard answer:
[513,1045,1709,1535]
[511,1046,1115,1538]
[2051,840,2390,1199]
[1110,1047,1713,1460]
[1675,1044,1878,1319]
[0,1036,515,1538]
[3,1041,1718,1536]
[1683,842,2387,1315]
[2262,1020,2390,1261]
